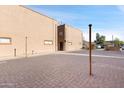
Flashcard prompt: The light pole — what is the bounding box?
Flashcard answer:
[112,35,114,46]
[89,24,93,76]
[25,36,28,58]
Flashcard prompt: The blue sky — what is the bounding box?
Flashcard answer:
[26,5,124,41]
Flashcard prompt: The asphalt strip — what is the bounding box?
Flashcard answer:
[57,52,124,59]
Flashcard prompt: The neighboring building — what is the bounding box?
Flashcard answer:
[0,5,83,60]
[83,40,96,49]
[82,40,89,49]
[104,41,120,51]
[104,41,114,47]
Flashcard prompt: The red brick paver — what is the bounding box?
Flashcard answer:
[0,53,124,88]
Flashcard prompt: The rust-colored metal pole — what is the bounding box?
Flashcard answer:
[25,36,28,58]
[14,48,16,57]
[89,24,92,76]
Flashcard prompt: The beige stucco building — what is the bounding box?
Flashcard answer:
[58,24,83,51]
[0,5,83,60]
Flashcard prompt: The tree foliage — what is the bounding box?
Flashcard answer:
[114,38,124,47]
[120,41,124,46]
[94,33,106,46]
[114,38,120,47]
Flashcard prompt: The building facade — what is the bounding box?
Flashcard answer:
[0,5,83,60]
[58,24,83,51]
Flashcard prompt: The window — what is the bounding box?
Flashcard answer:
[44,40,53,45]
[0,37,12,44]
[68,42,72,45]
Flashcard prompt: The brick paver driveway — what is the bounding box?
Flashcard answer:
[0,50,124,88]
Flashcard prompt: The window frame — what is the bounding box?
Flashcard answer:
[68,42,72,45]
[44,40,53,45]
[0,37,12,45]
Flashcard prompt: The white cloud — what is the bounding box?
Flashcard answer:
[29,6,124,42]
[30,7,87,24]
[117,5,124,13]
[83,31,96,42]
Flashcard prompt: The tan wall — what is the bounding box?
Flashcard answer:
[0,5,83,60]
[65,25,83,51]
[0,5,59,58]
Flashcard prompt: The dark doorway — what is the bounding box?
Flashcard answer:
[60,42,64,51]
[57,24,65,51]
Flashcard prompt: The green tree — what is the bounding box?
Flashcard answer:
[114,38,120,47]
[120,41,124,46]
[96,33,100,43]
[95,33,106,47]
[100,35,105,46]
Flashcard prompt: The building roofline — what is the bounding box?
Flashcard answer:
[19,5,83,33]
[62,24,83,33]
[19,5,58,22]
